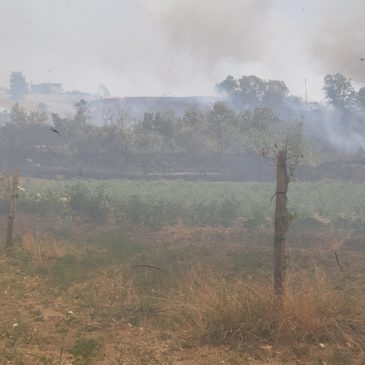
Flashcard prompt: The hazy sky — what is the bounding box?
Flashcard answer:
[1,0,364,100]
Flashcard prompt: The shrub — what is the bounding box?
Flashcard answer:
[70,338,101,364]
[115,195,182,229]
[67,183,110,223]
[115,196,241,228]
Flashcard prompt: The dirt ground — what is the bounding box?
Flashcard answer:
[0,215,364,364]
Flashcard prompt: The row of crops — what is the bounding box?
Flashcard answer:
[0,178,364,229]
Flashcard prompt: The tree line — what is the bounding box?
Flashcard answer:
[217,72,365,112]
[1,99,282,158]
[1,71,364,178]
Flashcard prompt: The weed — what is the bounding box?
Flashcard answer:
[70,338,101,364]
[67,183,110,224]
[157,267,359,349]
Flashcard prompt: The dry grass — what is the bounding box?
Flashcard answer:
[1,225,364,364]
[71,266,138,309]
[68,265,161,327]
[21,232,76,268]
[157,266,361,350]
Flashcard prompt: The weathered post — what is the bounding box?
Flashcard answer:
[274,150,287,297]
[5,173,19,252]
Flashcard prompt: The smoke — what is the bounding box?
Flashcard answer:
[310,109,365,152]
[312,0,365,82]
[158,0,275,68]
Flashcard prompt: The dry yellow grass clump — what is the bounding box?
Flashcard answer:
[158,267,360,349]
[21,232,77,268]
[70,266,142,320]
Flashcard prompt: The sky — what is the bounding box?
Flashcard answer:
[1,0,364,100]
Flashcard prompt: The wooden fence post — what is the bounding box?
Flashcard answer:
[274,150,288,298]
[5,173,19,252]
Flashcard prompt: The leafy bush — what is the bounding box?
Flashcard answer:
[70,338,101,364]
[184,197,241,227]
[9,178,365,230]
[115,195,181,229]
[67,183,110,223]
[114,195,241,228]
[17,190,67,216]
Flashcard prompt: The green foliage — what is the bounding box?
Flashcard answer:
[67,183,110,223]
[48,254,83,287]
[17,189,67,216]
[186,197,241,227]
[12,178,365,230]
[10,71,28,100]
[207,101,238,152]
[242,107,280,152]
[116,195,180,229]
[114,194,241,228]
[74,99,89,126]
[216,75,238,94]
[0,96,292,166]
[70,338,100,364]
[323,73,358,110]
[216,74,289,109]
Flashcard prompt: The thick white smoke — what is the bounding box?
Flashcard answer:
[311,0,365,82]
[157,0,275,68]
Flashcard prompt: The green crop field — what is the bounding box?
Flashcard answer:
[0,177,363,229]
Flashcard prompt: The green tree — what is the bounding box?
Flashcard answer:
[10,71,28,100]
[9,103,27,124]
[323,73,358,110]
[207,101,237,152]
[242,107,280,152]
[9,103,46,125]
[264,80,289,106]
[74,99,89,125]
[217,74,290,111]
[216,75,238,94]
[238,75,266,105]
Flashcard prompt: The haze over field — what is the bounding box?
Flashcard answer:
[1,2,365,364]
[1,0,365,99]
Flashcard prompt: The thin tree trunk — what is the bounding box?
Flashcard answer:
[274,150,287,297]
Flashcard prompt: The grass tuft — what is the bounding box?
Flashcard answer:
[157,267,360,349]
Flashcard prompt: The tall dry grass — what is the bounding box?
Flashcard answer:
[18,231,363,353]
[157,266,361,349]
[69,265,153,324]
[22,232,73,268]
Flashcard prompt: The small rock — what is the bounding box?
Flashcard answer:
[12,323,19,328]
